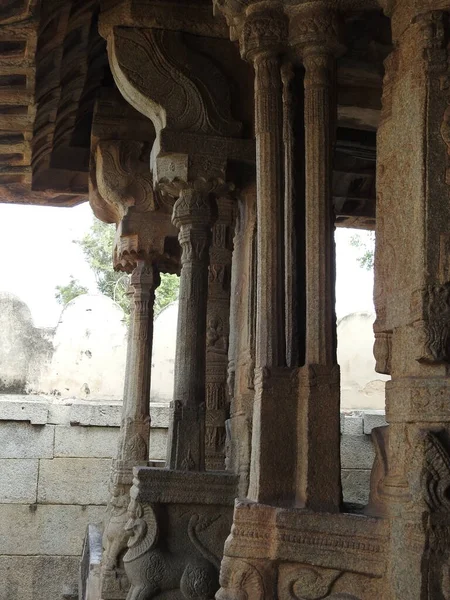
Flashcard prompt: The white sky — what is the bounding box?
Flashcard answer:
[0,202,374,328]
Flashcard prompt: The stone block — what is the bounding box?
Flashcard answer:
[47,402,72,425]
[341,434,375,470]
[341,469,371,505]
[38,458,111,505]
[69,402,121,427]
[0,421,54,458]
[0,459,38,503]
[0,396,48,424]
[363,410,387,434]
[149,428,168,460]
[150,403,170,428]
[342,414,363,435]
[54,425,118,458]
[0,555,80,600]
[0,504,105,555]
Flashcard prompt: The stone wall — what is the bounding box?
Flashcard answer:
[0,292,54,393]
[338,312,390,410]
[0,396,170,600]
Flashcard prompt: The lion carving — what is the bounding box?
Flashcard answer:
[123,500,220,599]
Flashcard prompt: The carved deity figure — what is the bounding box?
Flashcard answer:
[123,499,221,599]
[206,317,228,355]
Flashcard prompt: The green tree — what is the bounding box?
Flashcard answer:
[55,217,180,319]
[77,219,130,316]
[350,231,375,271]
[154,273,179,316]
[55,276,88,306]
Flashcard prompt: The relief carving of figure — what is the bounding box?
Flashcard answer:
[102,485,131,572]
[124,499,221,599]
[207,317,228,355]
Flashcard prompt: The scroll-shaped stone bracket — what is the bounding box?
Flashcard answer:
[107,26,241,139]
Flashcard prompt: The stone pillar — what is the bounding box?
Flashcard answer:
[226,184,257,497]
[205,196,234,471]
[292,8,343,513]
[116,260,159,464]
[100,260,159,598]
[240,7,297,506]
[375,5,450,598]
[167,187,215,472]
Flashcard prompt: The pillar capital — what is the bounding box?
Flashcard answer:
[172,188,213,228]
[290,5,345,61]
[240,6,288,63]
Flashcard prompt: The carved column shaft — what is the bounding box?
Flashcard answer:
[303,50,336,367]
[253,52,285,369]
[167,188,214,472]
[206,197,234,471]
[294,13,342,512]
[118,260,160,463]
[282,62,298,369]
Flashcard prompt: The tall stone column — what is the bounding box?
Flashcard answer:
[205,196,234,471]
[100,260,159,597]
[239,7,297,505]
[167,187,215,472]
[292,9,343,512]
[116,260,160,464]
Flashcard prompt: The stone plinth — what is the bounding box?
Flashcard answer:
[122,468,238,599]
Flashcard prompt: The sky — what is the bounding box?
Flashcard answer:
[0,202,375,328]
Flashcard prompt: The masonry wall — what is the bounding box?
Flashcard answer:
[0,396,170,600]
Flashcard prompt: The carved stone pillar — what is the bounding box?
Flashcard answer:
[100,261,159,598]
[205,196,234,471]
[238,7,298,506]
[86,132,178,599]
[226,185,257,497]
[166,187,215,472]
[373,4,450,599]
[117,260,159,464]
[292,8,343,513]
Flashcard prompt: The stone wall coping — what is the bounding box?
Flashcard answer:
[0,396,171,427]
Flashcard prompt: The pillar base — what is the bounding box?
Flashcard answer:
[217,500,388,599]
[296,364,341,512]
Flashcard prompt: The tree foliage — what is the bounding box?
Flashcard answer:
[55,218,180,319]
[55,276,88,306]
[154,273,179,317]
[349,231,375,271]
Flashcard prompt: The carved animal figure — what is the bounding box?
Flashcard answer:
[124,501,220,599]
[102,486,131,571]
